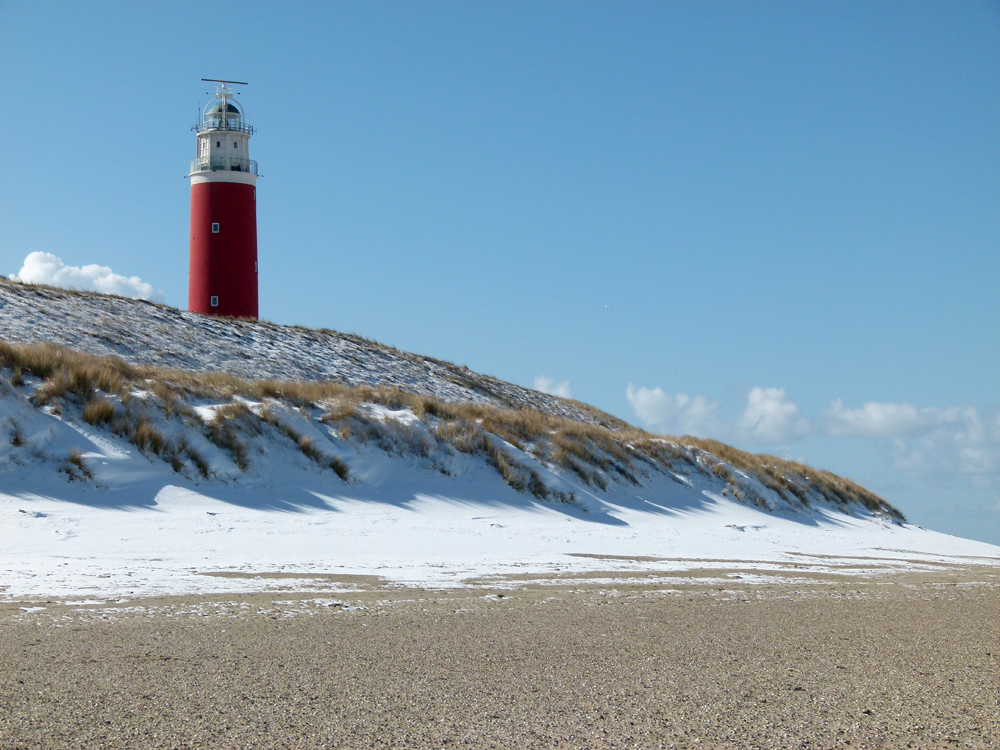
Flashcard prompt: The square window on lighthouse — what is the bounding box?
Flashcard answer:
[211,222,220,233]
[210,296,219,307]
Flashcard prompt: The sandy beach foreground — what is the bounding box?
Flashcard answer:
[1,568,997,749]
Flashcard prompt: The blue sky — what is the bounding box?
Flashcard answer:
[1,2,998,543]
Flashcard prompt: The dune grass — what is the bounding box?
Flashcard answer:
[0,339,903,520]
[82,396,115,426]
[260,406,350,480]
[63,447,94,481]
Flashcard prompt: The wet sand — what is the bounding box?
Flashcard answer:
[1,569,998,749]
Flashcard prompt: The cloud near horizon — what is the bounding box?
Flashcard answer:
[820,399,930,438]
[625,384,809,443]
[533,375,573,399]
[624,384,720,438]
[10,252,164,303]
[740,386,809,443]
[626,382,1000,480]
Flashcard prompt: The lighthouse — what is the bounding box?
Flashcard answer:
[188,79,259,319]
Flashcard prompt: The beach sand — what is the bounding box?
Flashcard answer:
[2,567,997,749]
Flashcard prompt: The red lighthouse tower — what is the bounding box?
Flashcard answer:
[188,79,259,318]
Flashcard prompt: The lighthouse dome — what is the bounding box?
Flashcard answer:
[207,101,242,116]
[198,97,251,134]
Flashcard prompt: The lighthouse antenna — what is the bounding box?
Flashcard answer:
[200,78,250,122]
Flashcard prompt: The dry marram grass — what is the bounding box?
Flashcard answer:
[0,339,902,519]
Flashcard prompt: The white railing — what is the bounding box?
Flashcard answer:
[189,156,258,175]
[195,120,255,135]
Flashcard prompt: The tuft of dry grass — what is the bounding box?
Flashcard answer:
[298,435,350,480]
[478,438,547,499]
[128,417,166,455]
[186,445,212,479]
[150,381,190,419]
[261,407,350,480]
[377,418,435,458]
[555,450,608,490]
[297,435,321,461]
[319,398,361,424]
[82,397,116,426]
[0,341,131,407]
[63,447,94,481]
[205,404,254,472]
[483,439,526,492]
[434,420,487,454]
[8,417,25,447]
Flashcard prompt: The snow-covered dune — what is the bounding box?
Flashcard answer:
[0,278,617,426]
[1,362,996,603]
[1,281,998,603]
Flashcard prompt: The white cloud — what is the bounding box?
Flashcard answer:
[625,384,720,437]
[626,383,808,443]
[821,399,929,438]
[10,252,164,303]
[886,406,1000,479]
[534,375,573,399]
[819,400,1000,478]
[739,386,809,443]
[626,377,1000,495]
